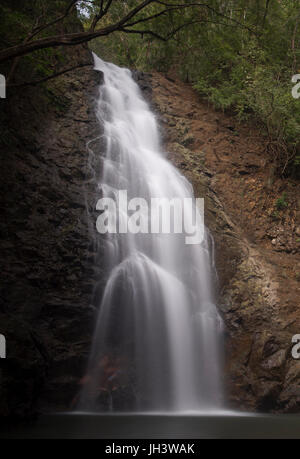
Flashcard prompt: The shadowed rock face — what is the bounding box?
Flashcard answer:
[0,36,105,418]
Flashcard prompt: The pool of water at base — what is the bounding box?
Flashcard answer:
[1,411,300,439]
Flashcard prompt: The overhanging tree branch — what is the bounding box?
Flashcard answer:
[0,0,156,63]
[121,18,233,42]
[124,5,179,28]
[0,0,258,64]
[120,27,167,41]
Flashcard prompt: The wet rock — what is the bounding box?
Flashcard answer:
[94,70,104,85]
[132,70,152,101]
[279,362,300,412]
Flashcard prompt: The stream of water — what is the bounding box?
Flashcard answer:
[80,55,223,412]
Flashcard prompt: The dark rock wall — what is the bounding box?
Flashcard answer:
[0,33,103,418]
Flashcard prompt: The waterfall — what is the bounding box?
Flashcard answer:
[80,54,223,412]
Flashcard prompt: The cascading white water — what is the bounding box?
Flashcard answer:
[80,54,223,412]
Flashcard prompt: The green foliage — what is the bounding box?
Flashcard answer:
[190,5,300,174]
[0,0,74,84]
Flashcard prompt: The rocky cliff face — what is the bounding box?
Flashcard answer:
[147,72,300,413]
[0,33,104,418]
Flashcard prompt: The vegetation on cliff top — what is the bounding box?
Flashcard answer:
[0,1,300,175]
